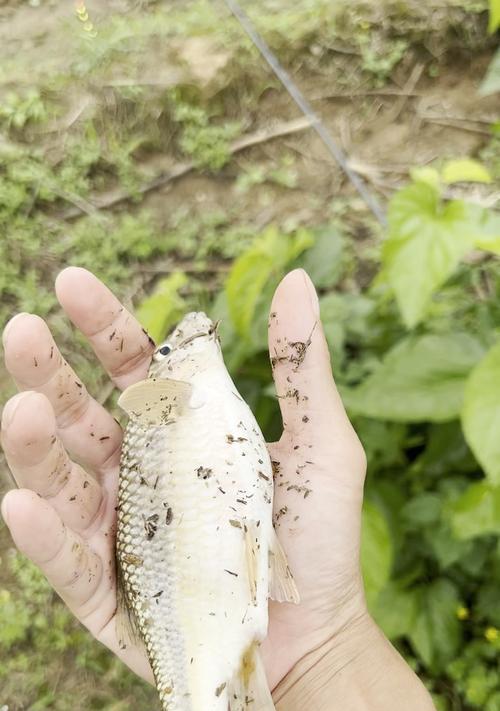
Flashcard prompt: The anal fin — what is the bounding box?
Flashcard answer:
[229,643,275,711]
[269,529,300,604]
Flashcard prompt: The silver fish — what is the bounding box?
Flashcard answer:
[116,312,299,711]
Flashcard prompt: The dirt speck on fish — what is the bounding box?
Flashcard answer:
[116,312,299,711]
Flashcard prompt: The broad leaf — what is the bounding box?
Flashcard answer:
[462,341,500,484]
[470,206,500,256]
[409,166,440,188]
[448,482,500,539]
[425,522,474,569]
[489,0,500,32]
[401,493,442,527]
[480,48,500,96]
[384,181,477,328]
[371,582,419,640]
[298,225,344,289]
[210,291,250,371]
[441,159,492,185]
[343,333,484,423]
[408,579,462,671]
[135,272,188,343]
[477,583,500,626]
[226,226,313,338]
[361,500,393,607]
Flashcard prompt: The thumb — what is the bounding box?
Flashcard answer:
[268,269,365,471]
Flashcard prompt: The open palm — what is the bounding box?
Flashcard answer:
[1,267,367,691]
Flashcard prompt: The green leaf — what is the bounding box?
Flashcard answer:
[402,493,442,527]
[135,272,188,343]
[361,500,393,607]
[477,583,500,626]
[209,290,250,372]
[425,522,474,569]
[343,333,484,423]
[408,579,462,671]
[297,225,344,289]
[384,181,477,327]
[480,48,500,96]
[470,207,500,256]
[448,482,500,539]
[226,226,313,338]
[371,582,419,640]
[489,0,500,33]
[441,159,492,185]
[462,341,500,484]
[318,293,347,361]
[409,166,440,188]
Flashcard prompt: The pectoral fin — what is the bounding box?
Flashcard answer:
[269,529,300,604]
[117,377,192,426]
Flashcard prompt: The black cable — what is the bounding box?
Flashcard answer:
[222,0,387,227]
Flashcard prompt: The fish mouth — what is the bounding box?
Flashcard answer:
[178,321,220,349]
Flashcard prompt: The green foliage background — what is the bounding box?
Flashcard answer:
[1,0,500,709]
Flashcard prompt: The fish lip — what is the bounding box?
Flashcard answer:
[177,321,220,349]
[177,330,211,349]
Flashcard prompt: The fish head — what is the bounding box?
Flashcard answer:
[148,312,223,381]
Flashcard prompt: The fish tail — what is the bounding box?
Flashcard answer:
[229,642,275,711]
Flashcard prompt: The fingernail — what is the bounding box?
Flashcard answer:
[299,269,320,319]
[1,391,32,430]
[3,313,29,347]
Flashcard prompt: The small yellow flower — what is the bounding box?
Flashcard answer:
[485,627,499,642]
[456,606,470,621]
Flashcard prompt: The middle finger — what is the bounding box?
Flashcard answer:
[1,391,106,534]
[3,313,122,475]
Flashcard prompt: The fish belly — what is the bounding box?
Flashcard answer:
[117,387,273,711]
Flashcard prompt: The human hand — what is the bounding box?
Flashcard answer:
[1,267,374,692]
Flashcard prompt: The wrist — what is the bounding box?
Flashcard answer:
[272,613,435,711]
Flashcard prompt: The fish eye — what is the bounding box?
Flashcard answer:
[158,345,172,356]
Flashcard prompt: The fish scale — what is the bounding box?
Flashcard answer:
[116,312,299,711]
[118,423,191,709]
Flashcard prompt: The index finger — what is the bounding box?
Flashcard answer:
[55,268,155,390]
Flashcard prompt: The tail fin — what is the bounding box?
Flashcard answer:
[229,643,275,711]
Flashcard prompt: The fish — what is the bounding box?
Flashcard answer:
[115,312,299,711]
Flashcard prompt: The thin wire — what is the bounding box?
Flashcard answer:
[222,0,387,227]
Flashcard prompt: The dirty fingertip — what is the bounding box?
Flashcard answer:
[271,269,319,318]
